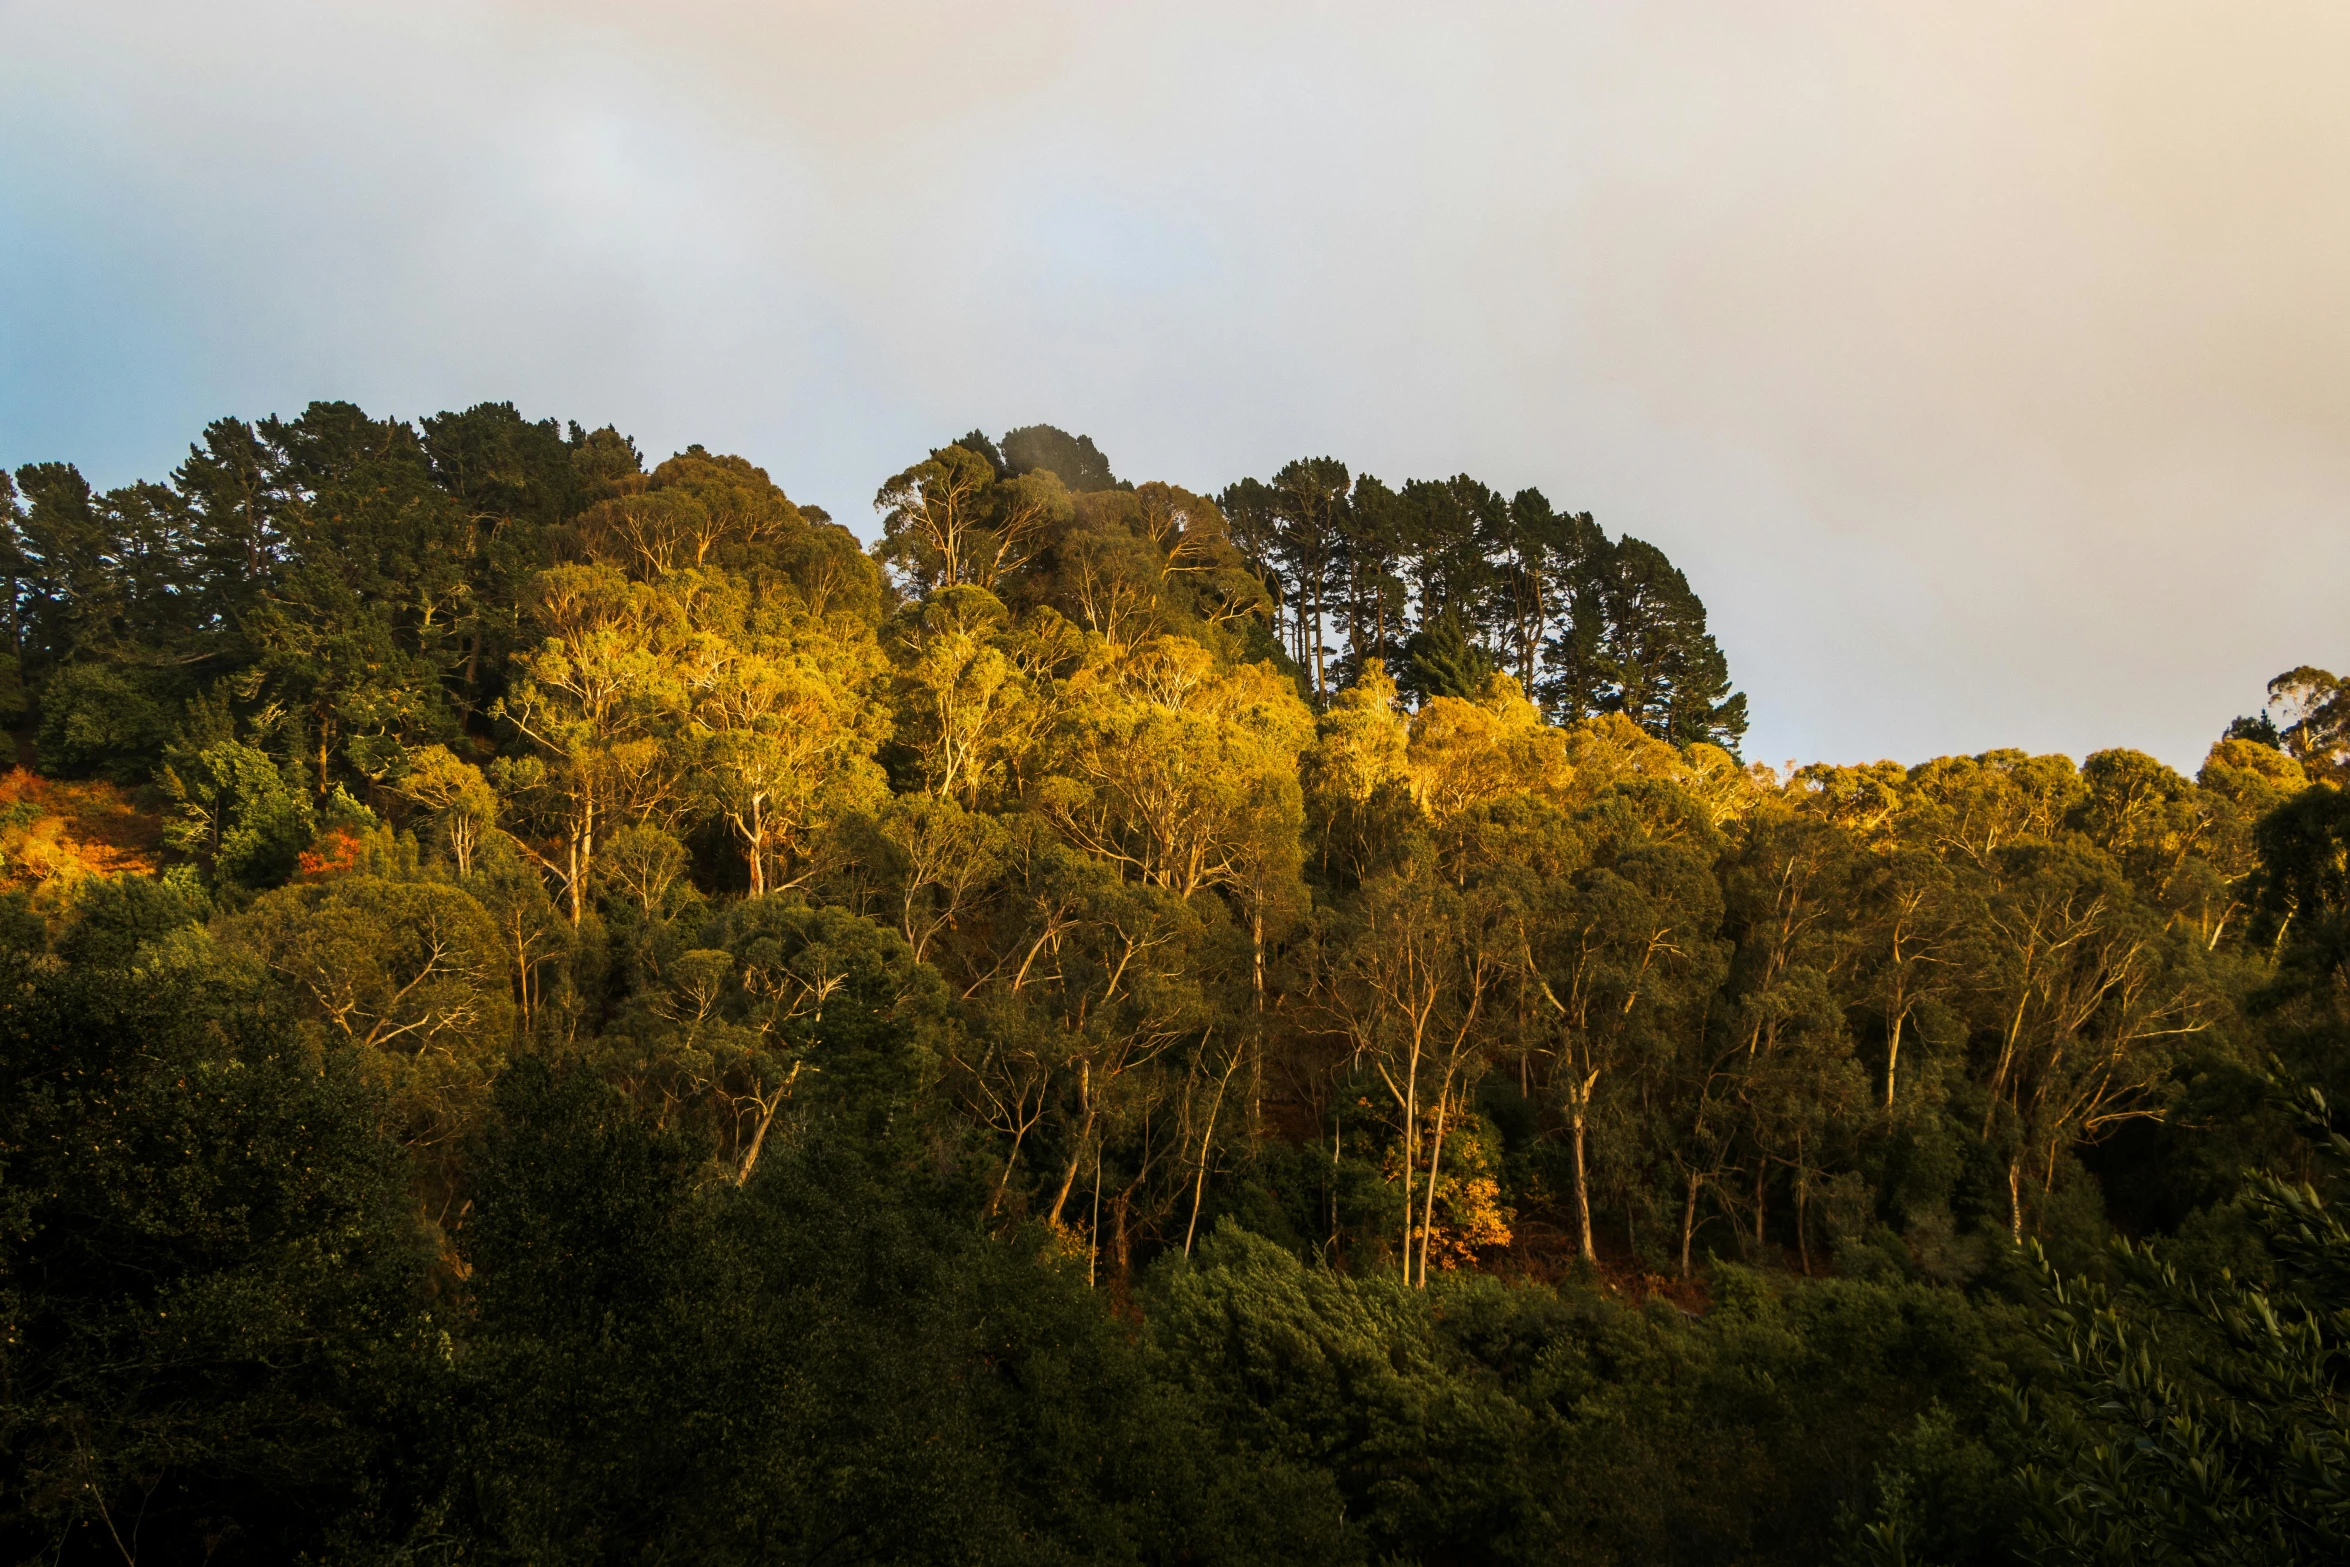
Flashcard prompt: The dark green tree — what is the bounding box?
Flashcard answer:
[1545,534,1748,751]
[1001,423,1119,492]
[0,943,439,1563]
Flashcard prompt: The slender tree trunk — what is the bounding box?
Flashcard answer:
[2008,1160,2024,1244]
[514,925,533,1035]
[1330,1099,1342,1255]
[1250,907,1265,1136]
[1185,1042,1242,1256]
[1794,1145,1811,1276]
[1045,1063,1094,1230]
[734,1063,802,1187]
[1089,1141,1103,1287]
[1885,1009,1905,1110]
[1400,1047,1420,1284]
[1311,573,1327,705]
[1418,1084,1454,1287]
[1570,1095,1595,1264]
[1679,1172,1701,1278]
[989,1121,1031,1217]
[1984,990,2031,1139]
[567,793,596,926]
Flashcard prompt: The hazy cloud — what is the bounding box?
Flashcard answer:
[4,0,2345,767]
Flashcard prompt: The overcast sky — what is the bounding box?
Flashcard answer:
[4,1,2346,771]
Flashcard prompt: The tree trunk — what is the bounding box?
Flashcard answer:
[1570,1100,1595,1264]
[1795,1167,1811,1276]
[1045,1064,1093,1230]
[1884,1009,1904,1110]
[1418,1086,1453,1287]
[733,1063,802,1187]
[1330,1101,1343,1256]
[1400,1052,1419,1284]
[1088,1142,1103,1287]
[1185,1042,1242,1256]
[1250,907,1265,1136]
[1110,1184,1134,1295]
[1679,1172,1701,1278]
[567,794,596,926]
[989,1121,1031,1217]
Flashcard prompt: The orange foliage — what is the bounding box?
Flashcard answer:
[1380,1108,1517,1271]
[0,768,161,894]
[298,826,365,880]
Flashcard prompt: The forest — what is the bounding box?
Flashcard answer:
[1,402,2347,1565]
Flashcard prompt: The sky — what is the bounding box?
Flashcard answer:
[4,1,2346,772]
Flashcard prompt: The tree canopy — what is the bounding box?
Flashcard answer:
[0,404,2340,1565]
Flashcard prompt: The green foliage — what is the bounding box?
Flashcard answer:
[448,1060,1351,1565]
[1001,423,1120,492]
[54,871,208,967]
[2013,1229,2350,1561]
[0,948,438,1562]
[35,663,177,783]
[6,398,2344,1563]
[1155,1223,2025,1566]
[1399,607,1496,703]
[160,733,316,894]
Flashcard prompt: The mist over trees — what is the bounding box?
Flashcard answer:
[2,409,2346,1565]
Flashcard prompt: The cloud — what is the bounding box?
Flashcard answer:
[3,0,2345,768]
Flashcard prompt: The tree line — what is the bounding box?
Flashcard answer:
[2,404,2348,1564]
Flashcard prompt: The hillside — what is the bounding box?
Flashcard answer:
[3,406,2347,1565]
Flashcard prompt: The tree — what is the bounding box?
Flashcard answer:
[1033,636,1314,901]
[492,564,691,922]
[2265,665,2350,780]
[1272,459,1352,704]
[0,950,437,1562]
[158,726,317,895]
[688,572,888,898]
[1000,423,1120,492]
[2250,778,2350,1102]
[1974,841,2203,1243]
[1519,784,1726,1264]
[1399,609,1498,706]
[226,872,515,1148]
[172,415,289,645]
[1715,807,1868,1271]
[1332,474,1408,687]
[1299,659,1417,887]
[242,402,473,793]
[876,443,1070,594]
[395,743,499,877]
[887,585,1062,808]
[2006,1089,2350,1565]
[1547,535,1748,751]
[1322,859,1512,1284]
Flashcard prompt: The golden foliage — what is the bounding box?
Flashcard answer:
[0,767,161,898]
[1405,674,1572,821]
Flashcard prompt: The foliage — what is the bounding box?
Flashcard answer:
[0,946,439,1562]
[2,408,2339,1562]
